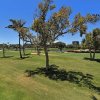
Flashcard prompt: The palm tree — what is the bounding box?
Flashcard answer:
[20,27,29,56]
[7,19,26,58]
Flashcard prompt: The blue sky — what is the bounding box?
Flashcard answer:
[0,0,100,44]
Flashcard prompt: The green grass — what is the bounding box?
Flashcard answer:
[0,50,100,100]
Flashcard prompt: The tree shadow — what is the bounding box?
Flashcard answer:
[25,53,31,56]
[22,56,30,59]
[91,95,98,100]
[15,56,30,60]
[25,65,100,93]
[84,57,100,63]
[0,56,14,58]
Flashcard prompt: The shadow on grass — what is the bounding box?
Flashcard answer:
[22,56,30,59]
[25,53,31,56]
[84,57,100,63]
[91,95,98,100]
[0,56,14,58]
[0,55,30,60]
[25,65,100,93]
[15,56,30,60]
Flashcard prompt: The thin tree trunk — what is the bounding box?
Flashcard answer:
[44,45,49,67]
[37,46,40,56]
[89,47,92,59]
[60,48,63,53]
[93,48,96,60]
[3,44,5,58]
[23,39,25,56]
[19,33,22,58]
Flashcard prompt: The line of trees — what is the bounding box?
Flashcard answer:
[2,0,99,67]
[81,28,100,59]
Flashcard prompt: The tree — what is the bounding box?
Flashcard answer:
[85,33,93,59]
[32,0,72,67]
[32,0,100,67]
[2,43,6,58]
[71,13,100,36]
[7,19,27,58]
[20,27,29,56]
[55,42,66,52]
[26,33,41,55]
[31,35,41,56]
[81,39,86,49]
[72,41,79,49]
[82,28,100,59]
[92,28,100,59]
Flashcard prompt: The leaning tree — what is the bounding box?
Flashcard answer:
[32,0,100,67]
[20,27,29,56]
[7,19,27,58]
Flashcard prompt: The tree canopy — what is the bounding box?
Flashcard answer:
[31,0,100,67]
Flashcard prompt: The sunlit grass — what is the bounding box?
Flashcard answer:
[0,50,100,100]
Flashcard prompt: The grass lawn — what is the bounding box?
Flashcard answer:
[0,50,100,100]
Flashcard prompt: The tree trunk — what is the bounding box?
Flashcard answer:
[60,48,63,53]
[44,45,49,67]
[89,47,92,59]
[36,46,40,56]
[19,33,22,58]
[3,44,5,58]
[23,39,25,56]
[93,48,96,60]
